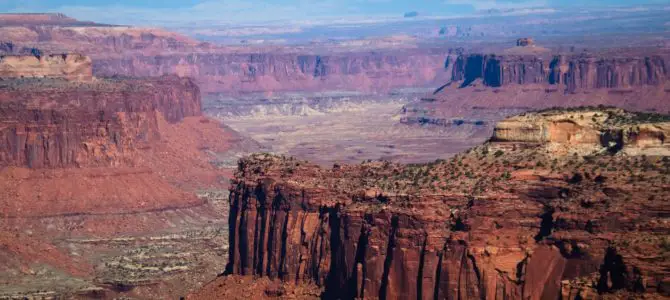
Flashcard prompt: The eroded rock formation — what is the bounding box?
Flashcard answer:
[0,54,241,298]
[448,51,669,92]
[492,107,670,156]
[0,13,98,26]
[222,109,670,299]
[0,16,451,94]
[0,74,201,168]
[516,38,535,47]
[92,50,451,94]
[0,53,93,81]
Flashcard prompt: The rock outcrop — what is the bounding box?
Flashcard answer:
[0,54,241,298]
[0,54,93,81]
[0,74,201,169]
[448,51,669,92]
[492,107,670,156]
[0,23,201,55]
[221,109,670,299]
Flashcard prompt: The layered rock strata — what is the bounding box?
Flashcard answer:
[92,50,451,94]
[0,72,201,168]
[0,13,99,26]
[0,53,93,81]
[448,51,669,92]
[0,16,451,94]
[222,109,670,299]
[0,54,238,298]
[492,107,670,156]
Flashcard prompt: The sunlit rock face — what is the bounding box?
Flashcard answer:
[491,108,670,156]
[0,54,93,81]
[0,73,201,169]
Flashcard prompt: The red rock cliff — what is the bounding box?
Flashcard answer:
[92,50,451,94]
[224,124,670,299]
[449,51,669,92]
[0,74,201,168]
[0,22,450,94]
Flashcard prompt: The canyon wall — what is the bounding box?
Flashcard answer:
[0,42,241,298]
[225,179,584,300]
[0,72,201,169]
[0,23,201,56]
[224,148,670,299]
[449,52,669,92]
[2,15,669,99]
[0,21,451,94]
[92,50,451,94]
[5,18,668,98]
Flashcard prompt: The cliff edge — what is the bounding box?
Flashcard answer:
[492,107,670,156]
[0,54,244,298]
[207,107,670,299]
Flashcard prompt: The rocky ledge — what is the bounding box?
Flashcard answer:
[0,53,93,81]
[218,107,670,299]
[492,107,670,157]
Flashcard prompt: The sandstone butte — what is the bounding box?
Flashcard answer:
[190,107,670,299]
[0,53,243,298]
[0,52,243,214]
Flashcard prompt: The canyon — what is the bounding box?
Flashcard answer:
[206,90,490,166]
[3,15,668,136]
[1,14,668,118]
[0,14,451,94]
[91,49,452,94]
[0,11,669,300]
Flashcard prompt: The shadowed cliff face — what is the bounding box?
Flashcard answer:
[4,19,669,98]
[224,179,574,300]
[222,108,670,299]
[408,50,670,128]
[449,52,669,92]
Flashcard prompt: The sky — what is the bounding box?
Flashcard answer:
[1,0,667,25]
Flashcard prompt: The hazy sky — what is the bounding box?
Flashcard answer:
[2,0,666,25]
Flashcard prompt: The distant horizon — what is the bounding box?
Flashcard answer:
[1,0,667,27]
